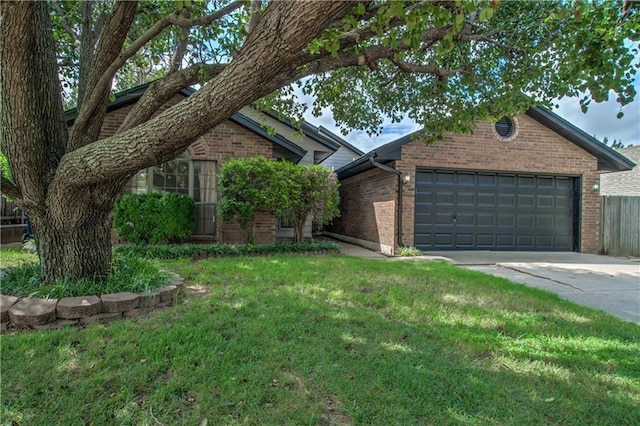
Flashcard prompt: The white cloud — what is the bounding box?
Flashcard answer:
[553,87,639,147]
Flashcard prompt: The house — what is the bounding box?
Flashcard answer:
[63,82,363,244]
[325,108,635,255]
[600,146,640,196]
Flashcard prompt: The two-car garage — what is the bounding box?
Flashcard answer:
[330,108,635,255]
[414,170,578,251]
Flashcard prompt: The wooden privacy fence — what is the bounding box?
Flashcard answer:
[1,195,24,225]
[600,196,640,257]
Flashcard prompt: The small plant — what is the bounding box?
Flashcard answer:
[398,246,423,256]
[22,238,37,254]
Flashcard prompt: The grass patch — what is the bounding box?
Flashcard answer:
[0,247,168,298]
[2,254,639,425]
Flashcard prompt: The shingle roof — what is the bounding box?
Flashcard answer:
[600,146,640,196]
[64,82,311,162]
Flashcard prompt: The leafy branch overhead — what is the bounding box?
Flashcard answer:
[1,0,637,283]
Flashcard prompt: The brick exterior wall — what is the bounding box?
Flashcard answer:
[99,95,277,244]
[333,114,601,254]
[328,167,398,254]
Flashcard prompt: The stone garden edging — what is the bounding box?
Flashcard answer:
[0,273,185,333]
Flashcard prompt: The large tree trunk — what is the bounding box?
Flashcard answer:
[35,209,113,282]
[28,180,126,283]
[1,1,354,285]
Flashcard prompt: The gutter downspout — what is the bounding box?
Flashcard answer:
[369,156,403,249]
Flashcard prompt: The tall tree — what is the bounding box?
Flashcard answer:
[1,0,638,284]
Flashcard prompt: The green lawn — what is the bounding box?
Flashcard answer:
[1,252,639,425]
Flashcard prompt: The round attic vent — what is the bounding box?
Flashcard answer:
[495,116,515,138]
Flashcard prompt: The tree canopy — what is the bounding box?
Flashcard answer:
[1,0,638,283]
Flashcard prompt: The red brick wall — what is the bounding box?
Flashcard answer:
[99,95,277,244]
[335,114,601,254]
[328,167,398,254]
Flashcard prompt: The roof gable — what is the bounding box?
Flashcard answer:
[317,126,364,156]
[525,107,634,172]
[337,107,635,179]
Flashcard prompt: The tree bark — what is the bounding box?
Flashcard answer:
[293,218,305,243]
[1,0,354,285]
[0,1,67,212]
[36,207,114,282]
[35,178,127,282]
[1,2,129,283]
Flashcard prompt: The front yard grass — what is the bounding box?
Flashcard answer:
[1,253,638,425]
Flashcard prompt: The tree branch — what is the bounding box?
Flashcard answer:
[55,0,355,188]
[70,0,139,151]
[72,0,243,150]
[77,0,96,108]
[245,0,262,34]
[0,175,21,202]
[168,8,192,74]
[119,63,227,132]
[50,1,79,43]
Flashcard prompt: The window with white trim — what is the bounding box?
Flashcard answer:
[125,152,217,235]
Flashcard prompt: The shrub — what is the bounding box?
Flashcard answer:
[114,192,195,244]
[398,246,423,256]
[219,157,341,244]
[274,163,340,243]
[218,156,278,244]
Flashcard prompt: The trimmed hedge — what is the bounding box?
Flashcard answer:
[114,192,195,244]
[113,241,340,260]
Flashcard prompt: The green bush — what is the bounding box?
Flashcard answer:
[398,246,423,256]
[114,192,195,244]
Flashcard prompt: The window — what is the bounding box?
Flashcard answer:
[278,218,294,229]
[151,155,190,195]
[495,116,515,139]
[125,152,216,235]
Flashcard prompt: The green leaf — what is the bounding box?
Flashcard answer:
[479,7,494,22]
[616,111,624,119]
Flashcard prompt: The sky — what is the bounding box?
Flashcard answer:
[302,84,640,154]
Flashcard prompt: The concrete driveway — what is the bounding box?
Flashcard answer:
[421,251,640,324]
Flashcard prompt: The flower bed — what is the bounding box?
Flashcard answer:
[0,273,185,333]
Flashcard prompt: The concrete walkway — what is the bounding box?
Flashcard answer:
[333,240,388,259]
[335,240,640,324]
